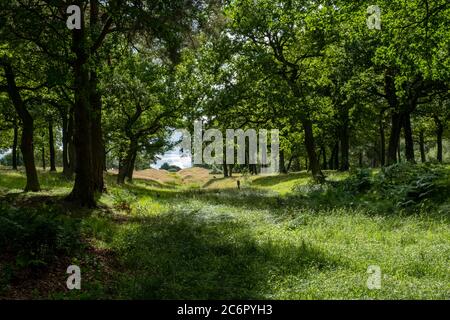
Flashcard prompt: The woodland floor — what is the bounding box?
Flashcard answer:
[0,166,449,299]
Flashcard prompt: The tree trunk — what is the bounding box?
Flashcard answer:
[90,70,105,192]
[117,139,137,184]
[117,159,127,184]
[104,150,108,172]
[435,117,443,163]
[42,145,46,170]
[340,124,350,171]
[49,120,56,171]
[67,15,96,207]
[403,112,415,163]
[302,118,324,181]
[20,120,40,191]
[387,113,402,165]
[419,130,426,163]
[222,161,228,178]
[328,144,335,170]
[67,107,76,178]
[90,0,105,192]
[286,154,294,172]
[384,68,401,165]
[61,111,69,175]
[1,57,40,191]
[334,141,339,170]
[279,150,287,174]
[379,116,386,166]
[12,124,18,170]
[321,145,327,170]
[126,149,137,182]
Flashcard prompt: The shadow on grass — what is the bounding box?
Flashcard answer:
[112,210,338,299]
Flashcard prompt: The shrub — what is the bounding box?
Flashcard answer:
[111,189,137,212]
[0,205,82,268]
[291,164,448,211]
[372,163,447,207]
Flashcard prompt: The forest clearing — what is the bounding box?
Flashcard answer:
[0,166,449,299]
[0,0,449,303]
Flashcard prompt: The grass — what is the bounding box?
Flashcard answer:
[0,166,449,299]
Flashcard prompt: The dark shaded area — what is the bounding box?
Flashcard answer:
[112,211,339,299]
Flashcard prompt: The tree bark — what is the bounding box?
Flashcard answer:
[117,139,137,184]
[67,107,76,178]
[379,116,386,166]
[66,13,96,207]
[328,144,335,170]
[1,57,40,191]
[403,112,415,163]
[301,118,324,181]
[286,154,294,172]
[340,124,350,171]
[419,130,426,163]
[321,145,327,170]
[49,120,56,171]
[90,70,105,192]
[222,157,228,178]
[279,149,287,174]
[90,0,106,192]
[387,113,402,165]
[42,145,46,170]
[384,68,401,165]
[126,148,137,182]
[434,117,444,163]
[334,141,339,170]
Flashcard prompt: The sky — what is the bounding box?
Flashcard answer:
[151,130,192,169]
[152,148,192,169]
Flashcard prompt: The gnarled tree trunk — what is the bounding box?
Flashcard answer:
[1,57,40,191]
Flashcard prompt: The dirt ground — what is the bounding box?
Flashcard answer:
[109,167,217,186]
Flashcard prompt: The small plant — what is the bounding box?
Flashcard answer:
[111,189,137,212]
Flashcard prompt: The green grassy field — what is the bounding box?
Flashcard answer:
[0,167,449,299]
